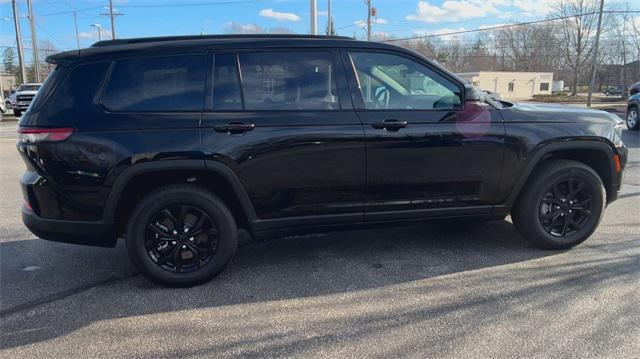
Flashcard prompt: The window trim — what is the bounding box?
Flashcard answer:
[341,48,465,112]
[98,52,208,114]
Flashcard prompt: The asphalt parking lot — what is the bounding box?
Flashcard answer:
[0,114,638,358]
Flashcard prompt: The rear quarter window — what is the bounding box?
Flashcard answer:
[101,55,206,112]
[32,61,110,115]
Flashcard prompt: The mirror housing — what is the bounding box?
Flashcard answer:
[464,85,484,102]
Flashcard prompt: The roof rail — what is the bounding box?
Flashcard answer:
[91,34,354,47]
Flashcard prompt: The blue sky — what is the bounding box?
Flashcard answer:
[0,0,635,62]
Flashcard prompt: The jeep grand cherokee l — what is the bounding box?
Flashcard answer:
[17,35,628,287]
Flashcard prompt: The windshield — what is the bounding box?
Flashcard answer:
[16,84,41,92]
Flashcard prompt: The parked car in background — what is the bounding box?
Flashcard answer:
[17,35,628,287]
[604,85,624,96]
[629,81,640,96]
[0,91,5,121]
[627,92,639,130]
[11,83,42,117]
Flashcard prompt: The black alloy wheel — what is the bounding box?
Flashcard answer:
[126,185,237,287]
[145,205,219,273]
[512,159,605,249]
[538,178,592,238]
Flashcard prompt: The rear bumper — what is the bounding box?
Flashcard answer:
[22,206,117,247]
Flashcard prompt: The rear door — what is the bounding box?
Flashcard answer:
[343,49,505,220]
[201,49,365,231]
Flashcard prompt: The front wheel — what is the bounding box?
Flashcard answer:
[126,185,238,287]
[627,106,639,131]
[512,160,605,249]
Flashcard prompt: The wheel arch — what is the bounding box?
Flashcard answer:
[505,140,619,209]
[103,160,258,237]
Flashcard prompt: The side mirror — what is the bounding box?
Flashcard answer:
[464,85,484,102]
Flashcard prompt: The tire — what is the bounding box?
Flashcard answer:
[627,106,639,131]
[126,184,238,287]
[13,110,21,117]
[512,159,605,249]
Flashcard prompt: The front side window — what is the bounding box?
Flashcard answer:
[350,51,461,110]
[238,52,339,111]
[102,54,206,112]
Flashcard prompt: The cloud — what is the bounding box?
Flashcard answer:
[512,0,556,17]
[259,8,301,22]
[354,17,389,28]
[77,29,113,40]
[225,22,264,34]
[406,0,506,23]
[413,27,467,41]
[317,10,328,17]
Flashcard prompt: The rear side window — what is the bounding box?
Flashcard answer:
[36,62,110,114]
[213,53,242,110]
[102,55,206,112]
[238,51,339,111]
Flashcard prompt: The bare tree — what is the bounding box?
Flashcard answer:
[495,22,562,72]
[553,0,601,96]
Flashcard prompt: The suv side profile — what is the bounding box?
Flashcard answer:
[18,35,627,286]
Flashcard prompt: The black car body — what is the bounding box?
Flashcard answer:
[627,92,639,130]
[17,35,628,286]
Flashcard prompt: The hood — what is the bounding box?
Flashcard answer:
[502,101,621,125]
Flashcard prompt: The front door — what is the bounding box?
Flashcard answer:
[343,49,505,221]
[201,50,365,230]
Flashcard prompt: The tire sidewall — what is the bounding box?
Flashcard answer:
[628,106,639,130]
[515,163,605,249]
[126,187,237,287]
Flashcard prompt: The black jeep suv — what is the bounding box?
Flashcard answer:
[18,35,627,286]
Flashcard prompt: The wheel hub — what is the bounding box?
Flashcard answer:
[539,178,593,238]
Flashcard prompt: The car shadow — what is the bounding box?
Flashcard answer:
[0,219,636,351]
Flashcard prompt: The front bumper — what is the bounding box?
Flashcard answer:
[22,206,117,247]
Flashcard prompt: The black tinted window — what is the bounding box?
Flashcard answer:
[238,52,339,110]
[102,55,206,112]
[213,53,242,110]
[38,62,109,113]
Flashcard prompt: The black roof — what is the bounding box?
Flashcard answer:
[46,34,401,65]
[91,34,354,47]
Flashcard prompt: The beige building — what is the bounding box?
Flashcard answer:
[456,71,554,100]
[1,73,18,95]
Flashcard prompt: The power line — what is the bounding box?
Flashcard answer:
[382,10,640,43]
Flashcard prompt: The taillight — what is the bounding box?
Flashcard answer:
[17,127,74,143]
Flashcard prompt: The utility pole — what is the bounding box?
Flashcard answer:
[366,0,372,41]
[310,0,317,35]
[27,0,40,82]
[73,11,80,49]
[587,0,605,107]
[11,0,27,85]
[327,0,332,35]
[101,0,122,40]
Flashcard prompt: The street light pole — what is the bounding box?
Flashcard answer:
[310,0,317,35]
[11,0,28,85]
[91,24,103,41]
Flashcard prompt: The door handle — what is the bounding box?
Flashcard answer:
[214,122,255,134]
[371,119,408,131]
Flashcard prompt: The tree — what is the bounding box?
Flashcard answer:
[325,16,335,35]
[2,47,17,75]
[553,0,604,96]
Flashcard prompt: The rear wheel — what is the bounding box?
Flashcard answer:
[512,160,605,249]
[126,185,237,287]
[627,106,639,131]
